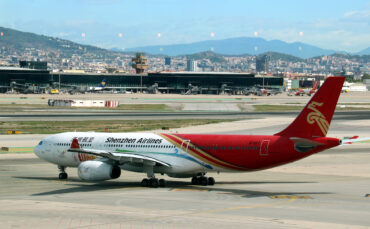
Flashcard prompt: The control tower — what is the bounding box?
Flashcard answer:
[132,53,149,74]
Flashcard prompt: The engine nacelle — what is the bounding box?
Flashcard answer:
[78,160,121,181]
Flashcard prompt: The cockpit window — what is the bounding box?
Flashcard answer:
[38,141,43,145]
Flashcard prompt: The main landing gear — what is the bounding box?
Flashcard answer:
[191,175,215,186]
[141,178,167,188]
[141,164,166,188]
[58,165,68,180]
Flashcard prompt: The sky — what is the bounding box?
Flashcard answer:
[0,0,369,52]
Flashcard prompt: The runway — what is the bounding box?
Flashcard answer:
[1,110,370,121]
[1,115,370,228]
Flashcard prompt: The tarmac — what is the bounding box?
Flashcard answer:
[1,114,370,228]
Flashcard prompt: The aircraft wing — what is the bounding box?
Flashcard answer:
[68,139,171,167]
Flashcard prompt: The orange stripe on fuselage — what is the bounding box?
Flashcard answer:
[159,133,250,171]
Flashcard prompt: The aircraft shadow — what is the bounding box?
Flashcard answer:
[14,176,82,182]
[166,181,328,198]
[31,182,144,196]
[214,181,314,185]
[18,177,327,198]
[172,186,331,198]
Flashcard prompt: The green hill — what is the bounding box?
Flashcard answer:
[0,27,115,59]
[183,51,226,63]
[262,52,305,62]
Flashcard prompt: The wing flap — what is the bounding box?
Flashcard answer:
[68,141,171,167]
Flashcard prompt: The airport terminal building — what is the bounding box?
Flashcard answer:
[0,68,284,94]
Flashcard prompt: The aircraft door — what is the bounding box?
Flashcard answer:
[260,140,270,156]
[180,139,191,153]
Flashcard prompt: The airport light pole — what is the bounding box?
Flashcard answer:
[140,75,142,93]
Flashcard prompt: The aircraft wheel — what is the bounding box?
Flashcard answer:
[151,178,159,188]
[191,176,198,185]
[197,177,203,185]
[141,178,149,187]
[159,179,166,187]
[208,177,215,186]
[59,172,68,180]
[201,177,208,186]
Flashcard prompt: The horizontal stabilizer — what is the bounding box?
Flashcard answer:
[290,137,324,153]
[341,136,370,145]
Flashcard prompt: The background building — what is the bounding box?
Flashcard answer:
[131,53,149,74]
[186,60,197,72]
[19,60,47,70]
[165,57,171,66]
[256,55,269,72]
[0,68,284,94]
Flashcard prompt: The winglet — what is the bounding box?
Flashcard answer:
[71,138,80,149]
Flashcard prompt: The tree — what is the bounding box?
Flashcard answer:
[363,73,370,79]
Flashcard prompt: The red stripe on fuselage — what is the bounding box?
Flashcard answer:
[160,133,252,171]
[160,133,340,171]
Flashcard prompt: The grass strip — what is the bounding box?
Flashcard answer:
[0,119,232,134]
[253,104,370,112]
[253,105,304,112]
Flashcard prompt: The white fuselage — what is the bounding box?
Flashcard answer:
[34,132,216,177]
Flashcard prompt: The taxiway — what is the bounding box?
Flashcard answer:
[1,115,370,228]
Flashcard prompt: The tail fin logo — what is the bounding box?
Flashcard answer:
[306,101,329,136]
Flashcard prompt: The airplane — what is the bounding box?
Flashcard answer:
[49,78,108,94]
[254,82,281,96]
[294,81,319,96]
[34,76,360,188]
[88,78,107,92]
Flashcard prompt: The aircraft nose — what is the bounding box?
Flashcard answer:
[34,144,41,157]
[34,141,44,158]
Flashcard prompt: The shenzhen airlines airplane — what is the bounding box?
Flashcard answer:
[34,76,351,187]
[295,81,319,96]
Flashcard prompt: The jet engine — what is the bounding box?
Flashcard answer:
[78,160,121,181]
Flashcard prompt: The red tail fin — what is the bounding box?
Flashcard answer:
[313,81,319,90]
[71,138,81,149]
[275,76,345,138]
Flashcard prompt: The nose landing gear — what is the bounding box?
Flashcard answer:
[58,165,68,180]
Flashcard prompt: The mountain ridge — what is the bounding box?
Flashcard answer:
[0,26,115,59]
[125,37,341,59]
[357,47,370,55]
[0,26,368,61]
